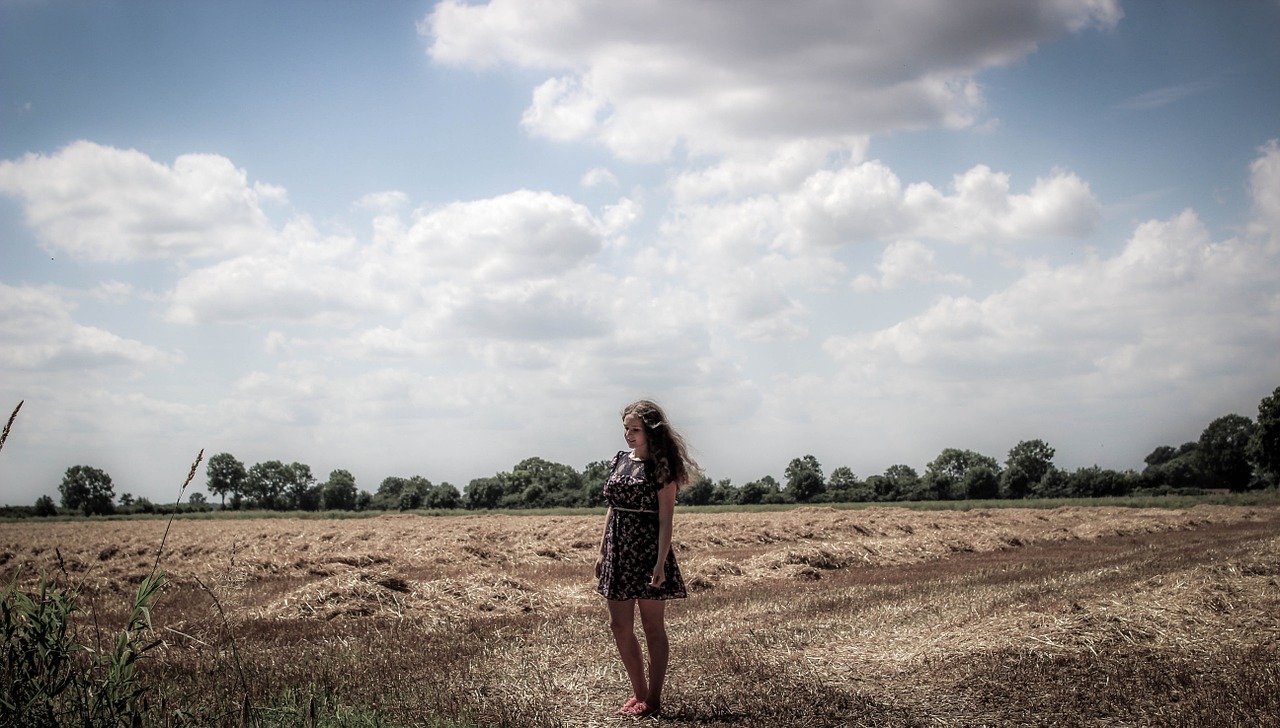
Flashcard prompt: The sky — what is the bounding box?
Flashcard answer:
[2,0,1279,505]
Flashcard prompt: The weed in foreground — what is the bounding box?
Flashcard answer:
[0,436,201,726]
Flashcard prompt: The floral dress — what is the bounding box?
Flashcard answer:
[596,451,687,601]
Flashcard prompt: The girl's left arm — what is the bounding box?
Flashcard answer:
[650,480,678,587]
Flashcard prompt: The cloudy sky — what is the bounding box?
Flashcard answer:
[2,1,1279,505]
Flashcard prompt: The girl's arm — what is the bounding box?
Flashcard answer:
[649,481,678,586]
[595,506,612,579]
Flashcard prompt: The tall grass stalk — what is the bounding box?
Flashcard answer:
[0,400,21,454]
[1,437,207,726]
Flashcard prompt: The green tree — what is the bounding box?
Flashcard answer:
[465,477,504,510]
[710,478,737,505]
[1144,445,1178,468]
[784,455,825,502]
[33,494,57,516]
[188,492,208,508]
[962,465,1001,500]
[373,476,409,510]
[206,452,246,508]
[401,475,432,510]
[285,462,320,510]
[245,460,290,509]
[356,490,373,510]
[739,476,781,505]
[1198,414,1257,491]
[1034,469,1072,498]
[579,460,611,508]
[1067,466,1137,497]
[426,482,462,509]
[923,448,999,500]
[322,469,359,510]
[827,466,868,502]
[508,457,583,508]
[1141,442,1207,490]
[58,465,115,516]
[1249,385,1280,486]
[1002,439,1056,499]
[880,464,919,501]
[679,475,715,506]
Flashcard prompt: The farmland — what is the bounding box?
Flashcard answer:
[3,504,1278,726]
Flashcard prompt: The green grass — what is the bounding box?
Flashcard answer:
[6,488,1277,524]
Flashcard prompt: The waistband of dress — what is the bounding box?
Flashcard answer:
[611,506,658,514]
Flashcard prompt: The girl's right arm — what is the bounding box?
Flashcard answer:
[595,506,612,578]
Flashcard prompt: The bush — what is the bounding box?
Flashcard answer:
[1,569,166,726]
[32,496,57,517]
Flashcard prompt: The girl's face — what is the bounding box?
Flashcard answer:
[623,413,649,458]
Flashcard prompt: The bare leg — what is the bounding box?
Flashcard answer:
[637,599,668,712]
[606,599,648,702]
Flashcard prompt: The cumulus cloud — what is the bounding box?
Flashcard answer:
[0,283,177,371]
[166,187,610,333]
[0,141,280,261]
[852,240,972,292]
[166,220,374,325]
[581,167,618,188]
[392,189,604,283]
[825,207,1280,400]
[655,156,1097,340]
[1248,139,1280,245]
[423,0,1121,161]
[782,161,1100,250]
[355,190,411,212]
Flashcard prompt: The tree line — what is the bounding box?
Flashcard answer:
[29,385,1280,517]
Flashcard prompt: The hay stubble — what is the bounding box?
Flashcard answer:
[2,505,1277,726]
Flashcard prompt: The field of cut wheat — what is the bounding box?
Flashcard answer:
[3,503,1278,726]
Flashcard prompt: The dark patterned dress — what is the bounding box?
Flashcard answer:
[596,451,687,601]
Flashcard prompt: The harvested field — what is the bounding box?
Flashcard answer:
[3,504,1278,726]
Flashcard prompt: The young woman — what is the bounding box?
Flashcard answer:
[595,399,698,718]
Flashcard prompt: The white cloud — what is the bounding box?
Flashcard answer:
[905,166,1100,245]
[826,208,1280,405]
[655,156,1097,339]
[166,220,373,325]
[671,138,862,203]
[424,0,1121,161]
[1118,79,1217,111]
[394,189,604,284]
[601,196,640,236]
[355,190,410,212]
[0,283,177,371]
[580,167,617,188]
[1248,139,1280,245]
[852,240,971,292]
[0,141,279,261]
[778,161,1100,250]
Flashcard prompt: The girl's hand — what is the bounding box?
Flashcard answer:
[595,554,604,579]
[648,563,665,588]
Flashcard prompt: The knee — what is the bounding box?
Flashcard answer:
[639,613,666,638]
[607,614,634,639]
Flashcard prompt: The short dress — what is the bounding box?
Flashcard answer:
[596,451,687,601]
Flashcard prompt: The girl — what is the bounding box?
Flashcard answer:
[595,399,699,719]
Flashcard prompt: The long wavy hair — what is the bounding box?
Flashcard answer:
[622,399,700,488]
